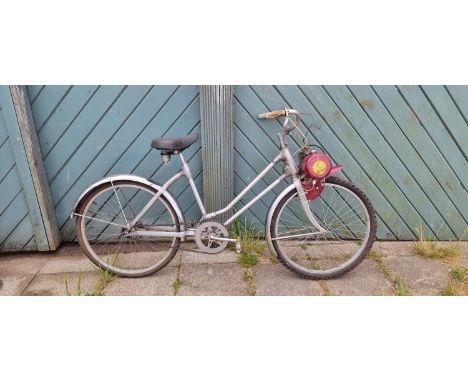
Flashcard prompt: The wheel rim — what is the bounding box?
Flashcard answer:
[272,183,371,275]
[79,183,179,276]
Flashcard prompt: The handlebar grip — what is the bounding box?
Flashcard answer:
[257,110,287,120]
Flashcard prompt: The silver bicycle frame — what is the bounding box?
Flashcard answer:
[116,109,326,239]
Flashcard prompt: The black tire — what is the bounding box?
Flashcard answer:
[76,180,181,278]
[269,176,377,280]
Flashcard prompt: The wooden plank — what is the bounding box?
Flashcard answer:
[349,85,466,239]
[35,85,100,157]
[327,85,461,239]
[0,86,48,250]
[398,86,468,189]
[0,140,15,182]
[29,86,71,131]
[249,85,407,239]
[374,85,468,239]
[0,168,23,215]
[0,193,34,250]
[42,86,201,241]
[26,85,44,104]
[10,86,62,250]
[429,86,468,162]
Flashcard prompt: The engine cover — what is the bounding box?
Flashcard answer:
[302,181,325,201]
[301,152,333,179]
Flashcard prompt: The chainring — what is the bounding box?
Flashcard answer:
[195,222,229,254]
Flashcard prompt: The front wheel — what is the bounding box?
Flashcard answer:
[269,176,377,279]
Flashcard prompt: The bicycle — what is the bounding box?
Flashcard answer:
[71,109,377,279]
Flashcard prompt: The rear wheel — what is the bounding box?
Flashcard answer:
[269,177,377,279]
[76,180,181,277]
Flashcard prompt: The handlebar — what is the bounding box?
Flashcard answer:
[257,110,287,119]
[258,108,302,133]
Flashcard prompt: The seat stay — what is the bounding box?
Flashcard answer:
[128,170,185,229]
[127,152,206,229]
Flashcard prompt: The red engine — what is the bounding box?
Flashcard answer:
[300,152,342,200]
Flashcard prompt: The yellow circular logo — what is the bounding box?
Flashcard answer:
[312,160,327,175]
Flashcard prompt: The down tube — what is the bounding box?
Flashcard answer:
[223,174,288,226]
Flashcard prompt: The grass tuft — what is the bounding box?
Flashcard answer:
[172,255,184,296]
[231,217,265,296]
[64,266,116,296]
[450,267,468,282]
[88,268,115,296]
[65,271,83,296]
[441,266,468,296]
[172,278,184,295]
[230,217,266,257]
[238,252,259,268]
[412,225,461,260]
[243,269,256,296]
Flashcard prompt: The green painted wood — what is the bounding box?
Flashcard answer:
[0,87,46,251]
[11,86,61,250]
[27,85,202,242]
[3,84,466,250]
[234,85,468,240]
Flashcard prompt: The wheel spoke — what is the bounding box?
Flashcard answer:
[77,182,180,277]
[270,179,375,278]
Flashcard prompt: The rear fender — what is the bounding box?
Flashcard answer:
[70,174,185,229]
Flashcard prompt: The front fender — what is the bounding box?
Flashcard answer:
[70,174,186,228]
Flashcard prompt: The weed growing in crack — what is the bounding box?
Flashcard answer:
[64,266,116,296]
[172,255,184,296]
[172,278,184,295]
[441,266,468,296]
[231,217,264,296]
[65,271,83,296]
[412,225,461,260]
[371,253,411,296]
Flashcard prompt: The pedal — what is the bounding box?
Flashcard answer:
[235,239,242,254]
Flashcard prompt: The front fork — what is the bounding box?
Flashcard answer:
[292,175,328,234]
[281,146,328,234]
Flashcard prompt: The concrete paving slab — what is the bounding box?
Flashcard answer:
[374,241,415,256]
[253,264,323,296]
[177,263,246,296]
[0,275,35,296]
[22,271,100,296]
[105,266,177,296]
[0,254,49,277]
[382,255,451,296]
[457,254,468,268]
[180,249,239,265]
[40,254,97,274]
[327,259,394,296]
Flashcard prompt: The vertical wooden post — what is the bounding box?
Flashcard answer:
[9,86,61,250]
[199,86,234,223]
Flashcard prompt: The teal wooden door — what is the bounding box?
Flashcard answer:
[0,87,55,251]
[234,86,467,240]
[27,85,202,241]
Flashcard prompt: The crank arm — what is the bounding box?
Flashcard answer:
[208,235,237,243]
[208,235,241,253]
